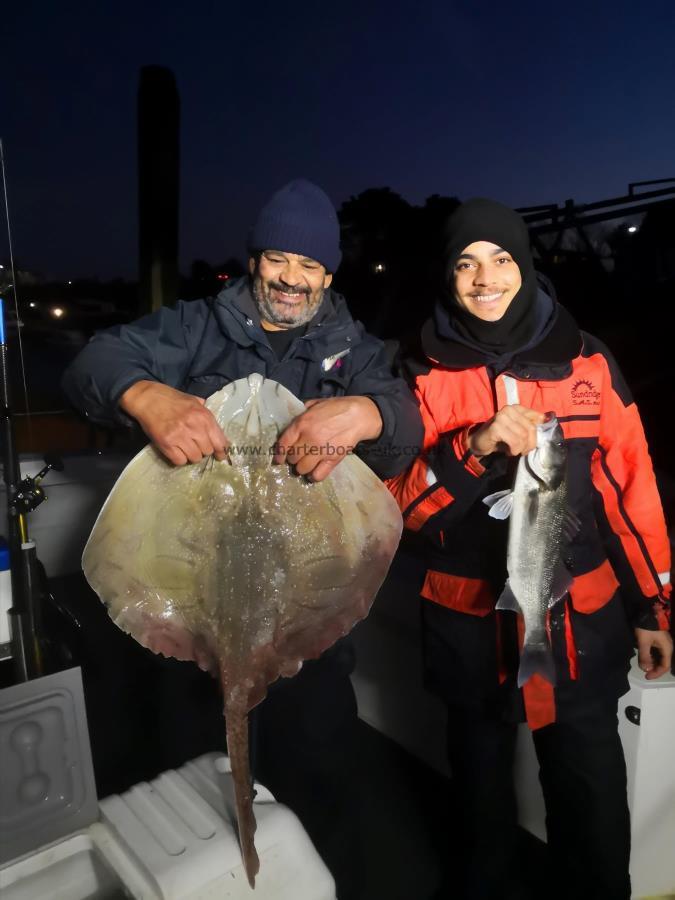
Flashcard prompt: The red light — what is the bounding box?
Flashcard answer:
[217,273,230,281]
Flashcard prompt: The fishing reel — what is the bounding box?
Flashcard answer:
[9,452,64,515]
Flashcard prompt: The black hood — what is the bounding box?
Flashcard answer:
[442,198,540,354]
[421,281,582,378]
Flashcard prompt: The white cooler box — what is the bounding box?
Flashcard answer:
[514,655,675,900]
[0,668,336,900]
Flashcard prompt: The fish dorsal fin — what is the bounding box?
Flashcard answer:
[483,489,514,520]
[483,488,511,507]
[496,580,521,614]
[549,561,573,607]
[483,491,513,519]
[483,488,511,506]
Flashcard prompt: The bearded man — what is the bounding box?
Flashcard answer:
[63,178,422,898]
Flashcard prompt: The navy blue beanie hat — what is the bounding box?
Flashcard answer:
[247,179,342,273]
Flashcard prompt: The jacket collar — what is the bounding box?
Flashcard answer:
[212,277,361,358]
[421,299,582,379]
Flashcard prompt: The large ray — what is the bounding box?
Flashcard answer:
[82,374,402,886]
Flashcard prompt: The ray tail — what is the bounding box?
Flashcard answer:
[223,677,260,888]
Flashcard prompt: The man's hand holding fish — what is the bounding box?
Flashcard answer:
[120,380,230,465]
[272,394,383,481]
[468,403,544,459]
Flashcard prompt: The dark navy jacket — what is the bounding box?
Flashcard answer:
[61,277,423,479]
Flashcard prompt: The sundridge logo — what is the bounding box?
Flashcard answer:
[571,378,600,406]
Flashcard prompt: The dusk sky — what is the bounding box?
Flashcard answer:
[2,1,675,279]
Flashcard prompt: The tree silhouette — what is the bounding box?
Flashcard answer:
[335,188,459,340]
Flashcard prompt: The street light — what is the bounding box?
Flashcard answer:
[627,225,638,234]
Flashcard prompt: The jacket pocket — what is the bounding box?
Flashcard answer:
[317,372,349,397]
[421,570,495,617]
[569,558,620,614]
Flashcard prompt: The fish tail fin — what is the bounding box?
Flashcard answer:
[517,641,556,688]
[224,688,260,888]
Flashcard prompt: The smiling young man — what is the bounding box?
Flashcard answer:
[452,242,523,321]
[62,178,422,899]
[388,198,672,900]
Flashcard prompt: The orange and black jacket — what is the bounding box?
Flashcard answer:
[388,300,671,727]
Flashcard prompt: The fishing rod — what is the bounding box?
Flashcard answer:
[1,138,62,682]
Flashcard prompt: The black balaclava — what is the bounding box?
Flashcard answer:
[441,198,539,353]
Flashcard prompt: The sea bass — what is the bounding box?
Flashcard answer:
[82,375,403,888]
[483,412,576,688]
